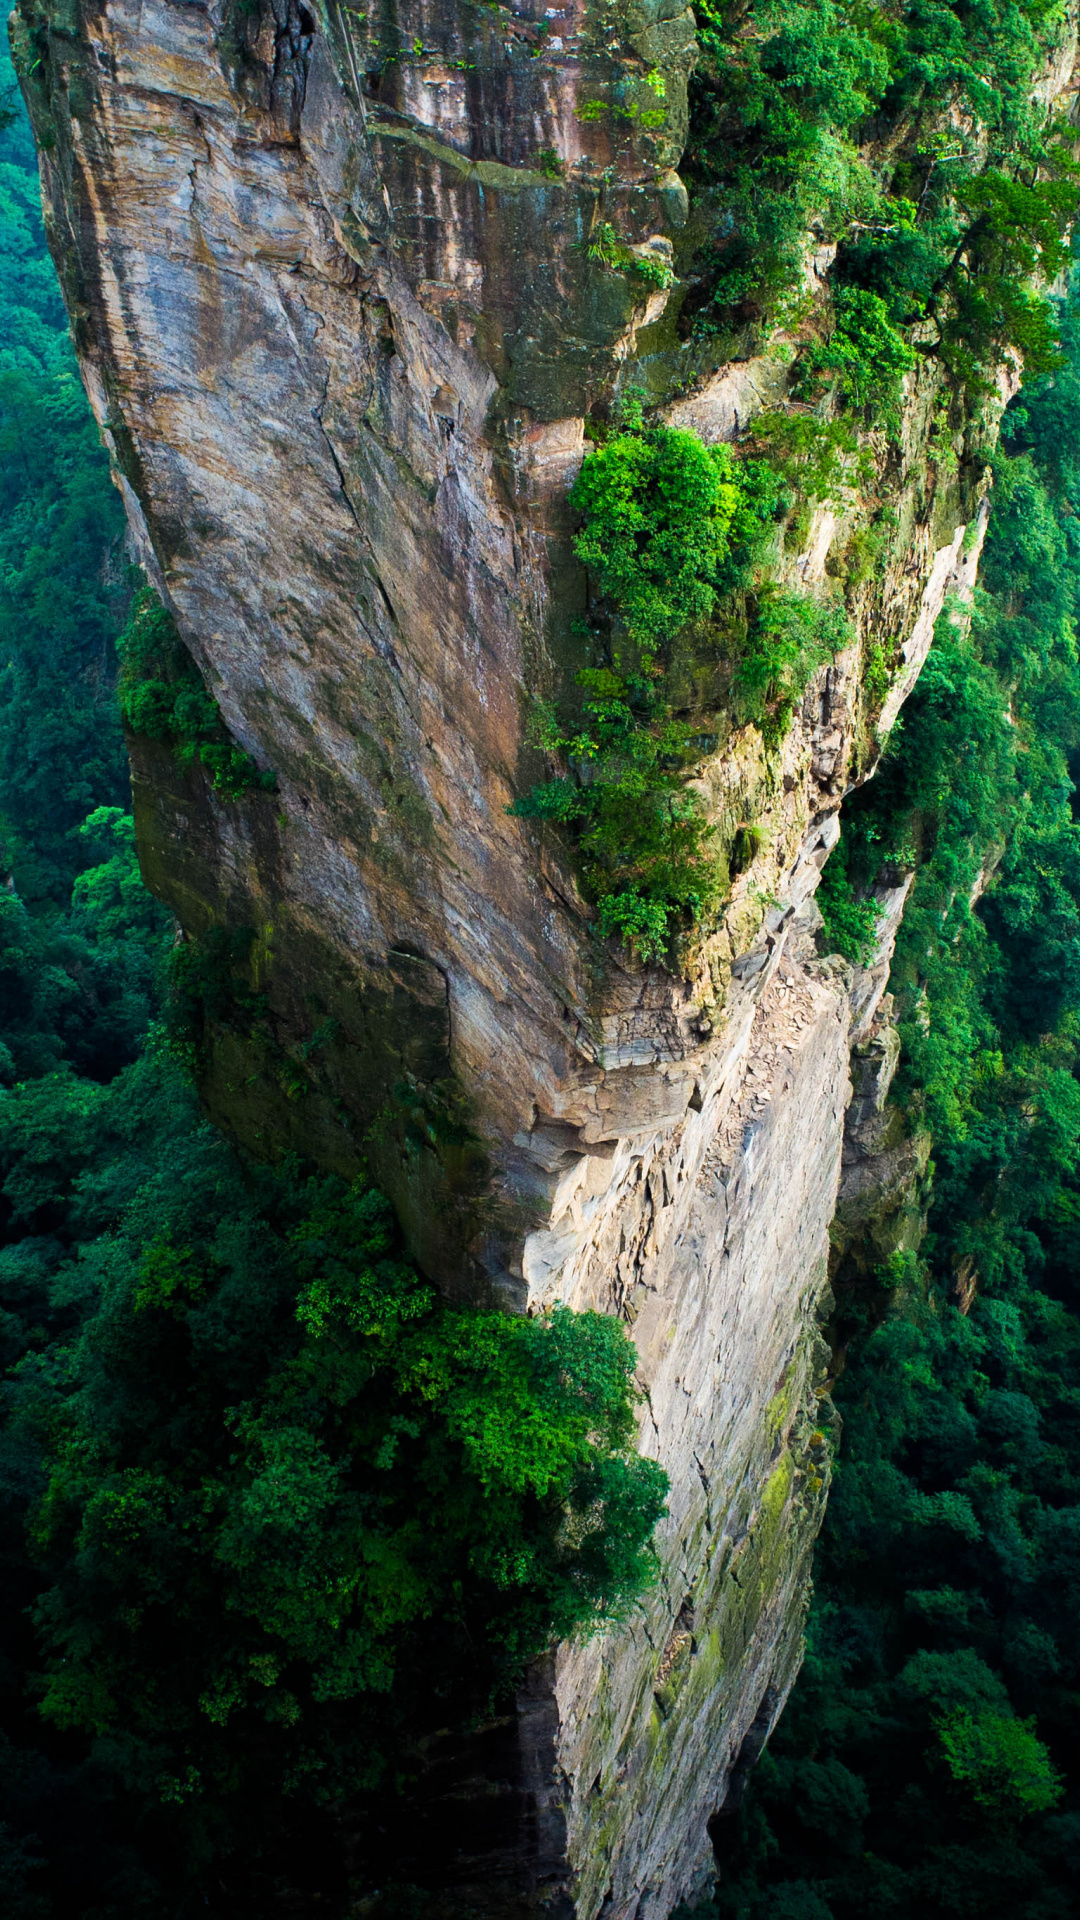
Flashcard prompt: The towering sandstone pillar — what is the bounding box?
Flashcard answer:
[13,1,1073,1911]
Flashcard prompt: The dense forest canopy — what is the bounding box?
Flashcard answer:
[5,0,1080,1908]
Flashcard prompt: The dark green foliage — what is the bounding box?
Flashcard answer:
[815,833,880,966]
[0,890,666,1908]
[117,588,275,800]
[692,273,1080,1920]
[702,1270,1080,1919]
[0,41,128,908]
[686,0,1080,404]
[0,1046,665,1906]
[687,0,887,320]
[511,668,722,959]
[0,806,169,1087]
[19,1128,664,1813]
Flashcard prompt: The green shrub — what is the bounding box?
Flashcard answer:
[511,669,722,961]
[117,586,275,799]
[686,0,1079,409]
[70,805,165,944]
[736,588,850,743]
[586,222,675,290]
[751,410,872,509]
[863,640,891,704]
[569,427,743,659]
[515,422,841,961]
[935,1710,1063,1818]
[797,286,916,424]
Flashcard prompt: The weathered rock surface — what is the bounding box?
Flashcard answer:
[13,0,1077,1911]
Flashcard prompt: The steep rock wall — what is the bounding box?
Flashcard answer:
[12,1,1076,1912]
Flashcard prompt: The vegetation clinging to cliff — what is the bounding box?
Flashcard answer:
[686,0,1080,397]
[117,586,276,799]
[690,274,1080,1920]
[513,667,726,959]
[513,415,846,962]
[567,425,743,657]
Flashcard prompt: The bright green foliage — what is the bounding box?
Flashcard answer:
[517,422,842,962]
[626,249,677,291]
[511,669,722,959]
[569,427,742,657]
[117,587,275,799]
[586,221,676,290]
[27,1159,665,1794]
[936,1709,1062,1818]
[70,806,165,944]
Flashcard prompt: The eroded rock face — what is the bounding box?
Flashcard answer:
[13,2,1076,1911]
[549,930,849,1918]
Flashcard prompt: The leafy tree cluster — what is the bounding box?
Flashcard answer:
[683,275,1080,1920]
[0,805,169,1087]
[686,0,1080,404]
[512,415,847,961]
[690,1269,1080,1920]
[2,1068,663,1891]
[512,666,725,959]
[0,974,665,1913]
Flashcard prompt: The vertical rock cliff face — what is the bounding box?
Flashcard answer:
[12,2,1075,1912]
